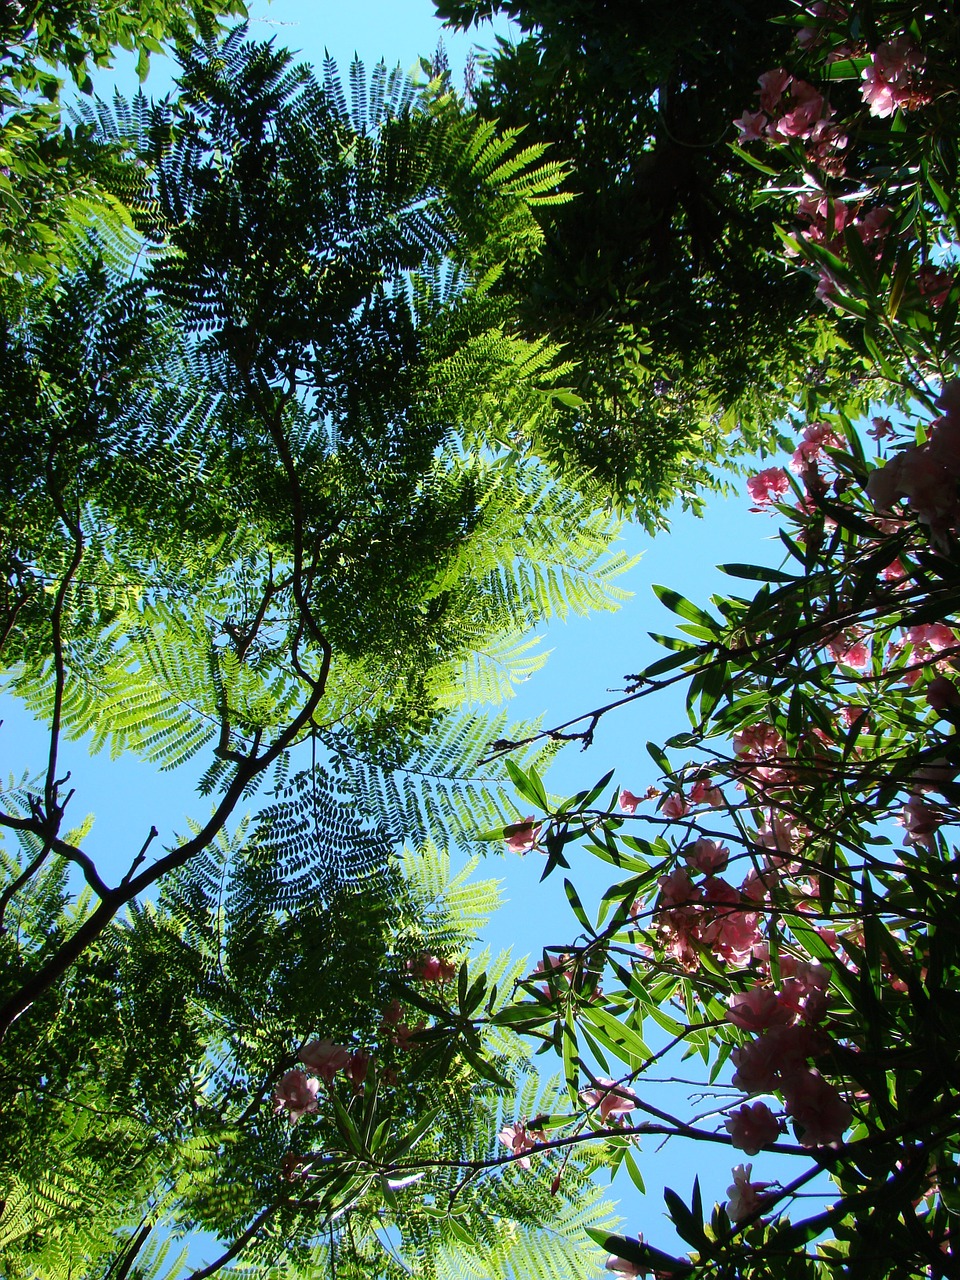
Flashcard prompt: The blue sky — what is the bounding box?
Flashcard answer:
[0,0,826,1263]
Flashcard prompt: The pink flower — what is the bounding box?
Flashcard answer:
[619,788,642,814]
[731,1034,781,1094]
[408,954,457,983]
[656,904,702,970]
[344,1049,371,1089]
[726,987,795,1034]
[726,1164,774,1223]
[581,1079,638,1121]
[927,675,960,713]
[606,1256,643,1277]
[827,630,869,669]
[499,1121,547,1170]
[746,467,790,508]
[791,421,843,473]
[919,265,956,308]
[683,838,729,875]
[757,68,792,113]
[860,65,899,117]
[724,1101,781,1155]
[273,1069,320,1123]
[899,794,941,848]
[861,38,924,117]
[782,1070,851,1147]
[661,792,688,820]
[658,867,700,907]
[504,817,541,854]
[734,110,767,142]
[299,1039,352,1083]
[774,79,827,140]
[689,777,725,808]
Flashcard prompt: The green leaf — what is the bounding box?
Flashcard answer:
[718,563,797,584]
[504,758,549,810]
[653,585,720,634]
[582,1004,651,1066]
[564,878,596,935]
[664,1184,707,1247]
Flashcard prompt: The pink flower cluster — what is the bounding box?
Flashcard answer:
[746,466,790,510]
[581,1078,638,1123]
[735,68,848,174]
[654,864,764,971]
[733,723,791,793]
[273,1038,375,1122]
[867,383,960,546]
[499,1120,547,1169]
[860,38,926,117]
[407,953,457,983]
[725,975,851,1150]
[790,419,844,476]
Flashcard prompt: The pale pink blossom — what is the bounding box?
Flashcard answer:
[726,1164,774,1223]
[658,867,700,907]
[754,815,798,855]
[899,794,941,847]
[688,777,725,808]
[782,1070,851,1146]
[860,65,899,117]
[726,987,795,1034]
[299,1039,352,1083]
[699,878,762,964]
[724,1101,781,1155]
[581,1078,638,1121]
[504,817,541,854]
[731,1025,831,1093]
[619,788,642,814]
[661,792,688,820]
[606,1256,643,1277]
[861,38,924,117]
[855,206,893,246]
[657,904,702,970]
[683,837,729,875]
[273,1069,320,1123]
[740,866,778,903]
[499,1121,547,1170]
[775,80,827,139]
[734,110,767,142]
[730,1034,781,1094]
[757,69,792,113]
[791,421,843,473]
[747,467,791,508]
[827,630,869,669]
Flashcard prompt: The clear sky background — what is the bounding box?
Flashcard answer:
[0,0,825,1265]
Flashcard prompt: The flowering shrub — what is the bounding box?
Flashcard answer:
[459,8,960,1269]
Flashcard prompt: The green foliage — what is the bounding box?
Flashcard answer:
[0,0,246,296]
[433,0,858,517]
[0,29,630,1279]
